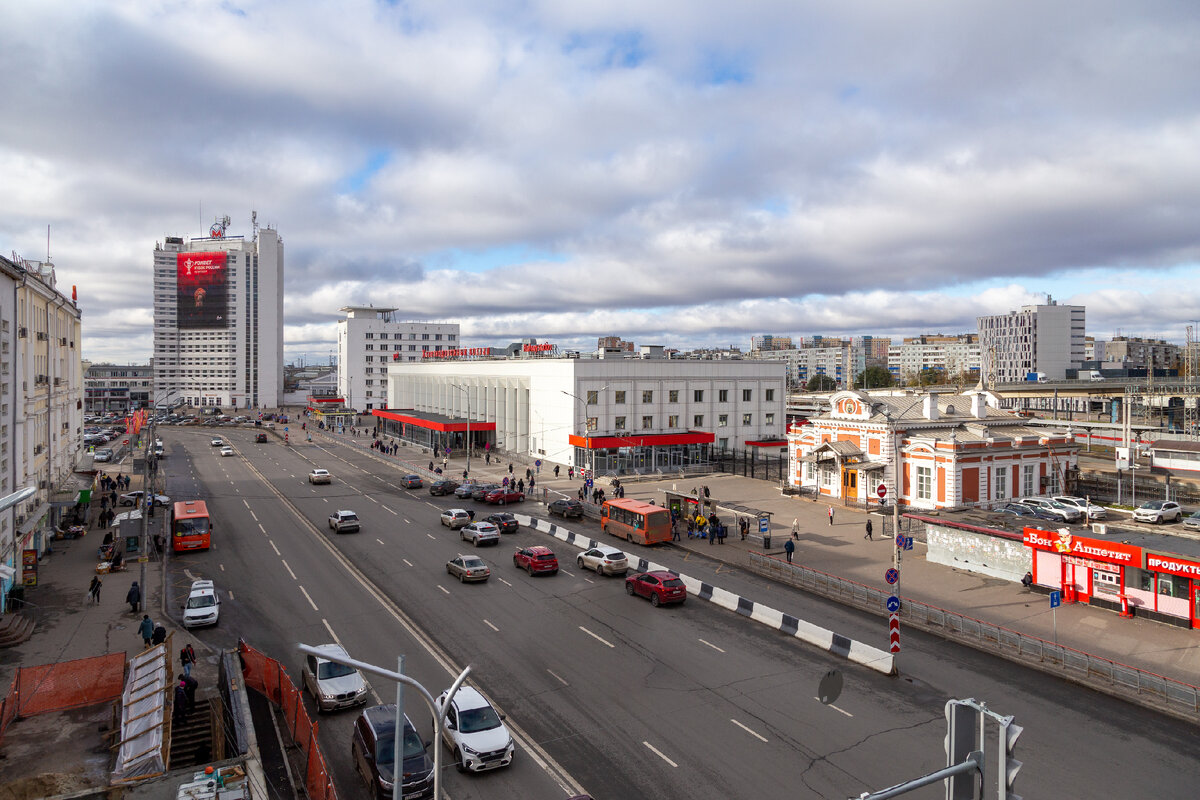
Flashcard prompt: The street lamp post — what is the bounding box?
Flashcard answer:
[139,389,177,610]
[297,643,470,800]
[450,384,472,478]
[562,386,608,480]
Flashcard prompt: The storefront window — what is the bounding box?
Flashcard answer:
[1158,573,1185,598]
[916,466,932,500]
[1131,568,1154,592]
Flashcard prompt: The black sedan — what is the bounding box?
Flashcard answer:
[548,499,585,519]
[485,513,520,533]
[429,479,460,496]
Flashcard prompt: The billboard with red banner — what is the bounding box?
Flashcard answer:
[176,251,229,328]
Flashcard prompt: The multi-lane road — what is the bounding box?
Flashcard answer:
[159,426,1200,799]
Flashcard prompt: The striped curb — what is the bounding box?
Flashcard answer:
[515,513,896,676]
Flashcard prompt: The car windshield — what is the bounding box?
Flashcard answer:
[317,661,357,680]
[458,706,503,734]
[1139,501,1162,510]
[663,578,684,588]
[462,557,485,568]
[176,519,209,536]
[376,727,426,765]
[186,594,216,609]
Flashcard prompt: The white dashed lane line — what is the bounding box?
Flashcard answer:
[547,669,569,686]
[497,577,512,587]
[426,534,436,540]
[730,719,768,743]
[376,538,386,546]
[643,742,677,768]
[483,620,500,632]
[437,586,450,595]
[258,524,266,534]
[814,698,854,717]
[558,568,575,578]
[699,639,726,653]
[578,627,615,648]
[269,541,280,556]
[281,560,298,580]
[382,506,397,515]
[298,585,319,611]
[402,558,413,567]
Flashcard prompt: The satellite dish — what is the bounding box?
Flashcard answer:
[817,669,843,705]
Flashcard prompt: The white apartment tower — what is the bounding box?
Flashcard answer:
[977,298,1085,383]
[335,307,459,411]
[153,220,284,409]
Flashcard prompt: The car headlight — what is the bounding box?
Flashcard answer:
[461,743,480,755]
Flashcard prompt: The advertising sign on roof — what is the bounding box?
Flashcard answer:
[1022,528,1141,565]
[1145,552,1200,579]
[176,251,229,328]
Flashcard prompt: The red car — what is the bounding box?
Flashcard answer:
[485,488,525,505]
[625,571,686,607]
[513,546,558,576]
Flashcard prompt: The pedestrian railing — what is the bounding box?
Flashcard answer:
[746,552,1200,723]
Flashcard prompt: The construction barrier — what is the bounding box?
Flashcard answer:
[0,652,126,741]
[239,639,337,800]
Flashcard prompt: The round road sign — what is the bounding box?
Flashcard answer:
[886,595,901,613]
[876,484,887,499]
[885,567,899,585]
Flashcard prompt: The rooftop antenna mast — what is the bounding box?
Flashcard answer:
[251,210,259,241]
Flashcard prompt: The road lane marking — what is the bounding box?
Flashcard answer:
[376,538,386,545]
[250,510,258,521]
[228,591,234,600]
[219,564,225,571]
[497,577,512,587]
[643,742,677,767]
[366,496,378,503]
[321,618,342,643]
[281,560,297,580]
[258,523,266,534]
[578,626,615,648]
[699,638,726,653]
[814,698,854,717]
[402,558,413,567]
[243,499,251,509]
[427,533,436,540]
[298,585,319,611]
[547,669,569,686]
[269,541,281,556]
[404,518,411,524]
[483,619,499,632]
[438,585,450,595]
[559,568,574,577]
[730,719,768,742]
[382,506,397,515]
[425,502,439,510]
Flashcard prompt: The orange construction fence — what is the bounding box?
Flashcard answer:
[0,652,126,741]
[239,639,337,800]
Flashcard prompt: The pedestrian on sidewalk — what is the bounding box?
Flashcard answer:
[864,519,873,540]
[554,465,560,479]
[173,681,188,725]
[180,643,197,678]
[89,575,102,604]
[568,467,573,480]
[183,674,198,712]
[517,479,525,493]
[671,518,680,541]
[126,581,141,613]
[508,463,514,475]
[828,506,834,526]
[1021,571,1034,590]
[486,452,491,465]
[792,518,799,539]
[529,476,535,493]
[151,623,167,646]
[138,614,154,647]
[784,539,795,563]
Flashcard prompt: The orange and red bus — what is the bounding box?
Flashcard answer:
[601,498,671,545]
[171,500,212,552]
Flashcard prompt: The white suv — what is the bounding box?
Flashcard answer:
[328,510,360,533]
[434,686,514,773]
[1053,496,1106,520]
[1018,498,1081,523]
[302,643,369,712]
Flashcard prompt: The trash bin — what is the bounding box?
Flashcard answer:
[762,532,772,550]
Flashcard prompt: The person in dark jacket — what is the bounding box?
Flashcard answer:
[151,624,167,646]
[138,615,154,647]
[173,681,188,724]
[127,581,142,613]
[784,538,795,563]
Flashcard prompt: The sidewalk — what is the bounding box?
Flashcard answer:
[317,426,1200,687]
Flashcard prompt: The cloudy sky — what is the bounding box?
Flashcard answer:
[3,1,1199,365]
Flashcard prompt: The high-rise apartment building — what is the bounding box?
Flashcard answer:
[977,298,1085,383]
[597,336,635,352]
[751,335,794,352]
[887,334,980,382]
[152,219,284,409]
[336,307,459,411]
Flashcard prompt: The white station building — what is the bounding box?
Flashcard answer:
[378,346,788,474]
[152,216,284,410]
[335,307,459,412]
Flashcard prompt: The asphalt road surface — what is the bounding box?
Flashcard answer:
[159,426,1200,799]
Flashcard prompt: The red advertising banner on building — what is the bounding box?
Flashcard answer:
[1023,528,1141,566]
[1145,552,1200,579]
[176,251,229,328]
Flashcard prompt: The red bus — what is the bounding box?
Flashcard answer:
[171,500,212,552]
[601,498,671,545]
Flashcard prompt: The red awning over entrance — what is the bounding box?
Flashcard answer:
[372,409,496,433]
[567,431,714,449]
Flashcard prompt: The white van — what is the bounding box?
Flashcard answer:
[1087,370,1105,381]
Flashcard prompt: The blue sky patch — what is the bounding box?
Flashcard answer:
[339,150,391,193]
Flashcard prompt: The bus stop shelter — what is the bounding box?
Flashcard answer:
[660,488,773,545]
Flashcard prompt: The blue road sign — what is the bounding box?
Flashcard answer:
[535,459,542,467]
[895,534,905,546]
[904,536,914,551]
[1050,590,1061,609]
[885,568,899,585]
[886,595,901,613]
[759,517,769,534]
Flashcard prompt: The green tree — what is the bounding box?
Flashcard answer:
[918,367,948,386]
[855,365,894,389]
[806,374,837,391]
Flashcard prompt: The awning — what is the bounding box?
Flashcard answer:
[569,431,714,448]
[16,502,50,536]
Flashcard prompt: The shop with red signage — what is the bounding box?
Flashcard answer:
[1024,527,1200,629]
[373,409,496,454]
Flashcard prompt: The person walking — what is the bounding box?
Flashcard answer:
[671,518,680,541]
[89,575,102,604]
[517,478,525,494]
[792,518,799,539]
[568,467,573,480]
[180,644,197,678]
[126,581,141,613]
[183,674,199,712]
[864,519,873,540]
[827,506,834,526]
[173,680,188,725]
[784,538,795,563]
[528,476,535,493]
[138,614,154,648]
[554,465,560,479]
[151,623,167,646]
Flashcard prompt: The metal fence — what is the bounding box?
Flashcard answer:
[747,552,1200,723]
[1076,471,1200,506]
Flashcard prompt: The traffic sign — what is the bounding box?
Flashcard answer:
[1049,590,1061,609]
[759,517,769,534]
[877,484,887,499]
[886,595,900,613]
[903,536,914,551]
[885,568,899,585]
[889,613,900,653]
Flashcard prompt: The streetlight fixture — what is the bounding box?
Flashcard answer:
[449,383,472,478]
[297,643,470,800]
[138,389,178,608]
[562,386,608,479]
